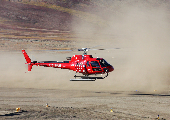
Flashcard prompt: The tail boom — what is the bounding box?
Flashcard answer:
[22,49,71,71]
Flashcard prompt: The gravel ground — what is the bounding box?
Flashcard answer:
[0,88,169,120]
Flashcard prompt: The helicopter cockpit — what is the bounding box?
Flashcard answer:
[86,59,111,72]
[87,59,111,68]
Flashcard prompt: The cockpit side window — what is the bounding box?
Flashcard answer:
[90,61,100,67]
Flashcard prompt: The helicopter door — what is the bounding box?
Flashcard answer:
[86,61,92,72]
[90,61,102,71]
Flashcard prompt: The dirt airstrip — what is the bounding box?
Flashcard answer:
[0,87,169,120]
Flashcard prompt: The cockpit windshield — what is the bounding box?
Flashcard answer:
[99,59,110,67]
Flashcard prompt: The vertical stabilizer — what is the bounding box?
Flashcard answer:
[22,49,31,63]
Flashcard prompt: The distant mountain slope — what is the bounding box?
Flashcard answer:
[1,0,108,30]
[0,0,73,31]
[0,0,101,50]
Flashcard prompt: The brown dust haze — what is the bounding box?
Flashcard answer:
[0,0,170,92]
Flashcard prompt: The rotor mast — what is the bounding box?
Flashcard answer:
[78,48,90,55]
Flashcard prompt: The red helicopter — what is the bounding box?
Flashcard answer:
[22,48,114,81]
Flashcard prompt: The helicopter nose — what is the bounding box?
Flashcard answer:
[103,66,114,72]
[109,65,114,72]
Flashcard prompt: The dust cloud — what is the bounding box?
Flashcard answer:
[72,0,170,92]
[0,51,79,90]
[0,0,170,92]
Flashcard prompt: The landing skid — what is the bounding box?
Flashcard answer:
[70,79,95,81]
[70,72,108,81]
